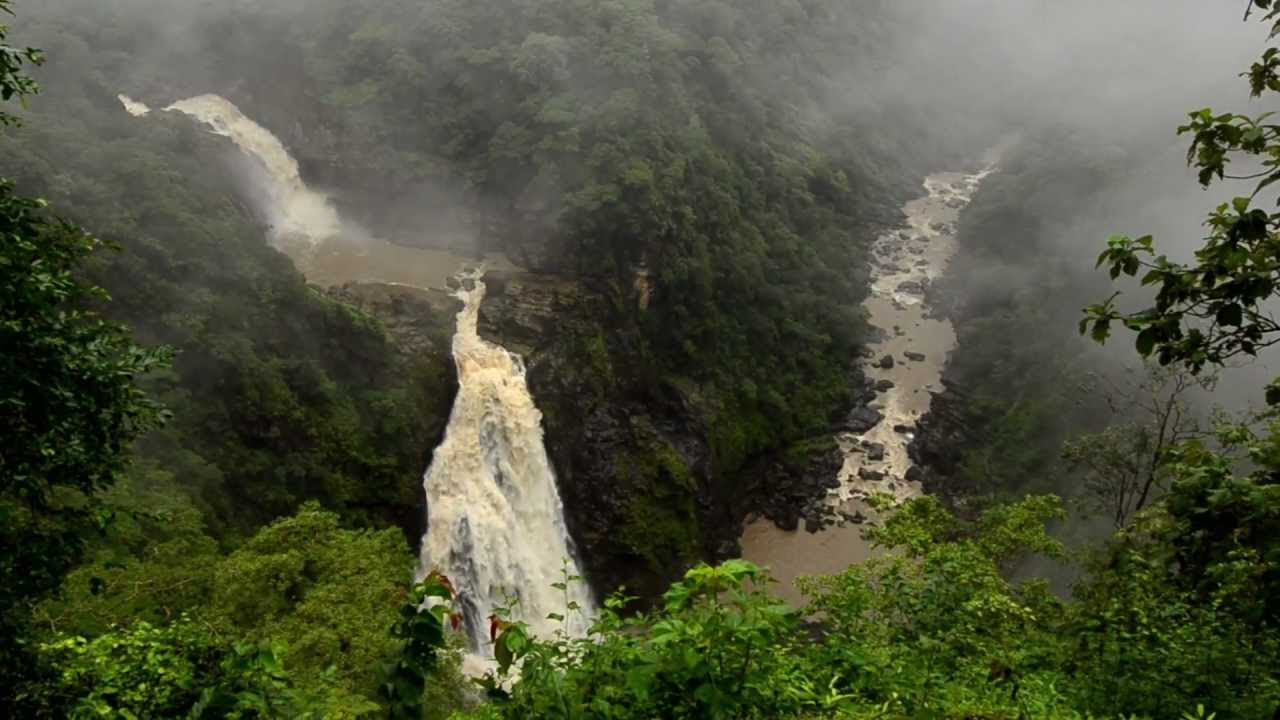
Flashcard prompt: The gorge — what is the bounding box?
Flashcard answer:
[8,2,1280,717]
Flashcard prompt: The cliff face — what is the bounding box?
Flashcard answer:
[476,272,866,599]
[475,272,700,598]
[324,282,461,543]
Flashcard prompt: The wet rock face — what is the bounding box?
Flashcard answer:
[738,438,846,535]
[476,271,578,356]
[908,382,982,504]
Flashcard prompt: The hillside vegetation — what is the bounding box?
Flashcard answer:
[3,0,1280,718]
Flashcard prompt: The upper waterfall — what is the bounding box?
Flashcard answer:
[126,93,343,248]
[420,269,595,668]
[164,94,342,247]
[117,94,151,117]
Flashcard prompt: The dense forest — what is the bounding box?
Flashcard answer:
[6,0,976,595]
[4,0,1280,718]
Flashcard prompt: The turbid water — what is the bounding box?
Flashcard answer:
[741,165,994,606]
[420,269,595,672]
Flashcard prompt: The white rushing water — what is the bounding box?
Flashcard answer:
[117,94,151,117]
[118,93,338,249]
[119,92,482,289]
[420,269,594,668]
[162,94,343,248]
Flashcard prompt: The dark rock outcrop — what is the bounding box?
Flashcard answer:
[738,438,844,536]
[845,406,885,433]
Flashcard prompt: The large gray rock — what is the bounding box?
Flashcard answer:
[858,467,885,482]
[845,406,884,433]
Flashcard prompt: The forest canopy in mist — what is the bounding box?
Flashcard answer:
[2,1,1280,719]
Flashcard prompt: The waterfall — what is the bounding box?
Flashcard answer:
[420,269,595,668]
[117,94,151,117]
[122,93,343,248]
[120,91,595,663]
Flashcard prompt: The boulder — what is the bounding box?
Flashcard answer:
[877,354,895,369]
[904,351,927,362]
[845,406,884,433]
[896,279,928,295]
[874,379,896,392]
[893,423,914,434]
[864,442,886,461]
[858,467,885,482]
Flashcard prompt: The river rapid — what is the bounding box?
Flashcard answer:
[741,164,994,605]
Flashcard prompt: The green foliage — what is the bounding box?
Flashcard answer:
[2,107,452,540]
[1061,417,1280,719]
[1085,2,1280,380]
[0,178,169,627]
[381,572,462,720]
[0,0,42,125]
[461,491,1279,719]
[7,3,1280,720]
[35,617,376,718]
[467,495,1258,720]
[32,505,472,718]
[916,130,1125,503]
[37,506,419,702]
[19,0,924,563]
[0,13,169,709]
[475,559,812,720]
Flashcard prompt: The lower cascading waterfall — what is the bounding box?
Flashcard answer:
[420,269,595,669]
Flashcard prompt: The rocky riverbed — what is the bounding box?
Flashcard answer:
[740,165,994,605]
